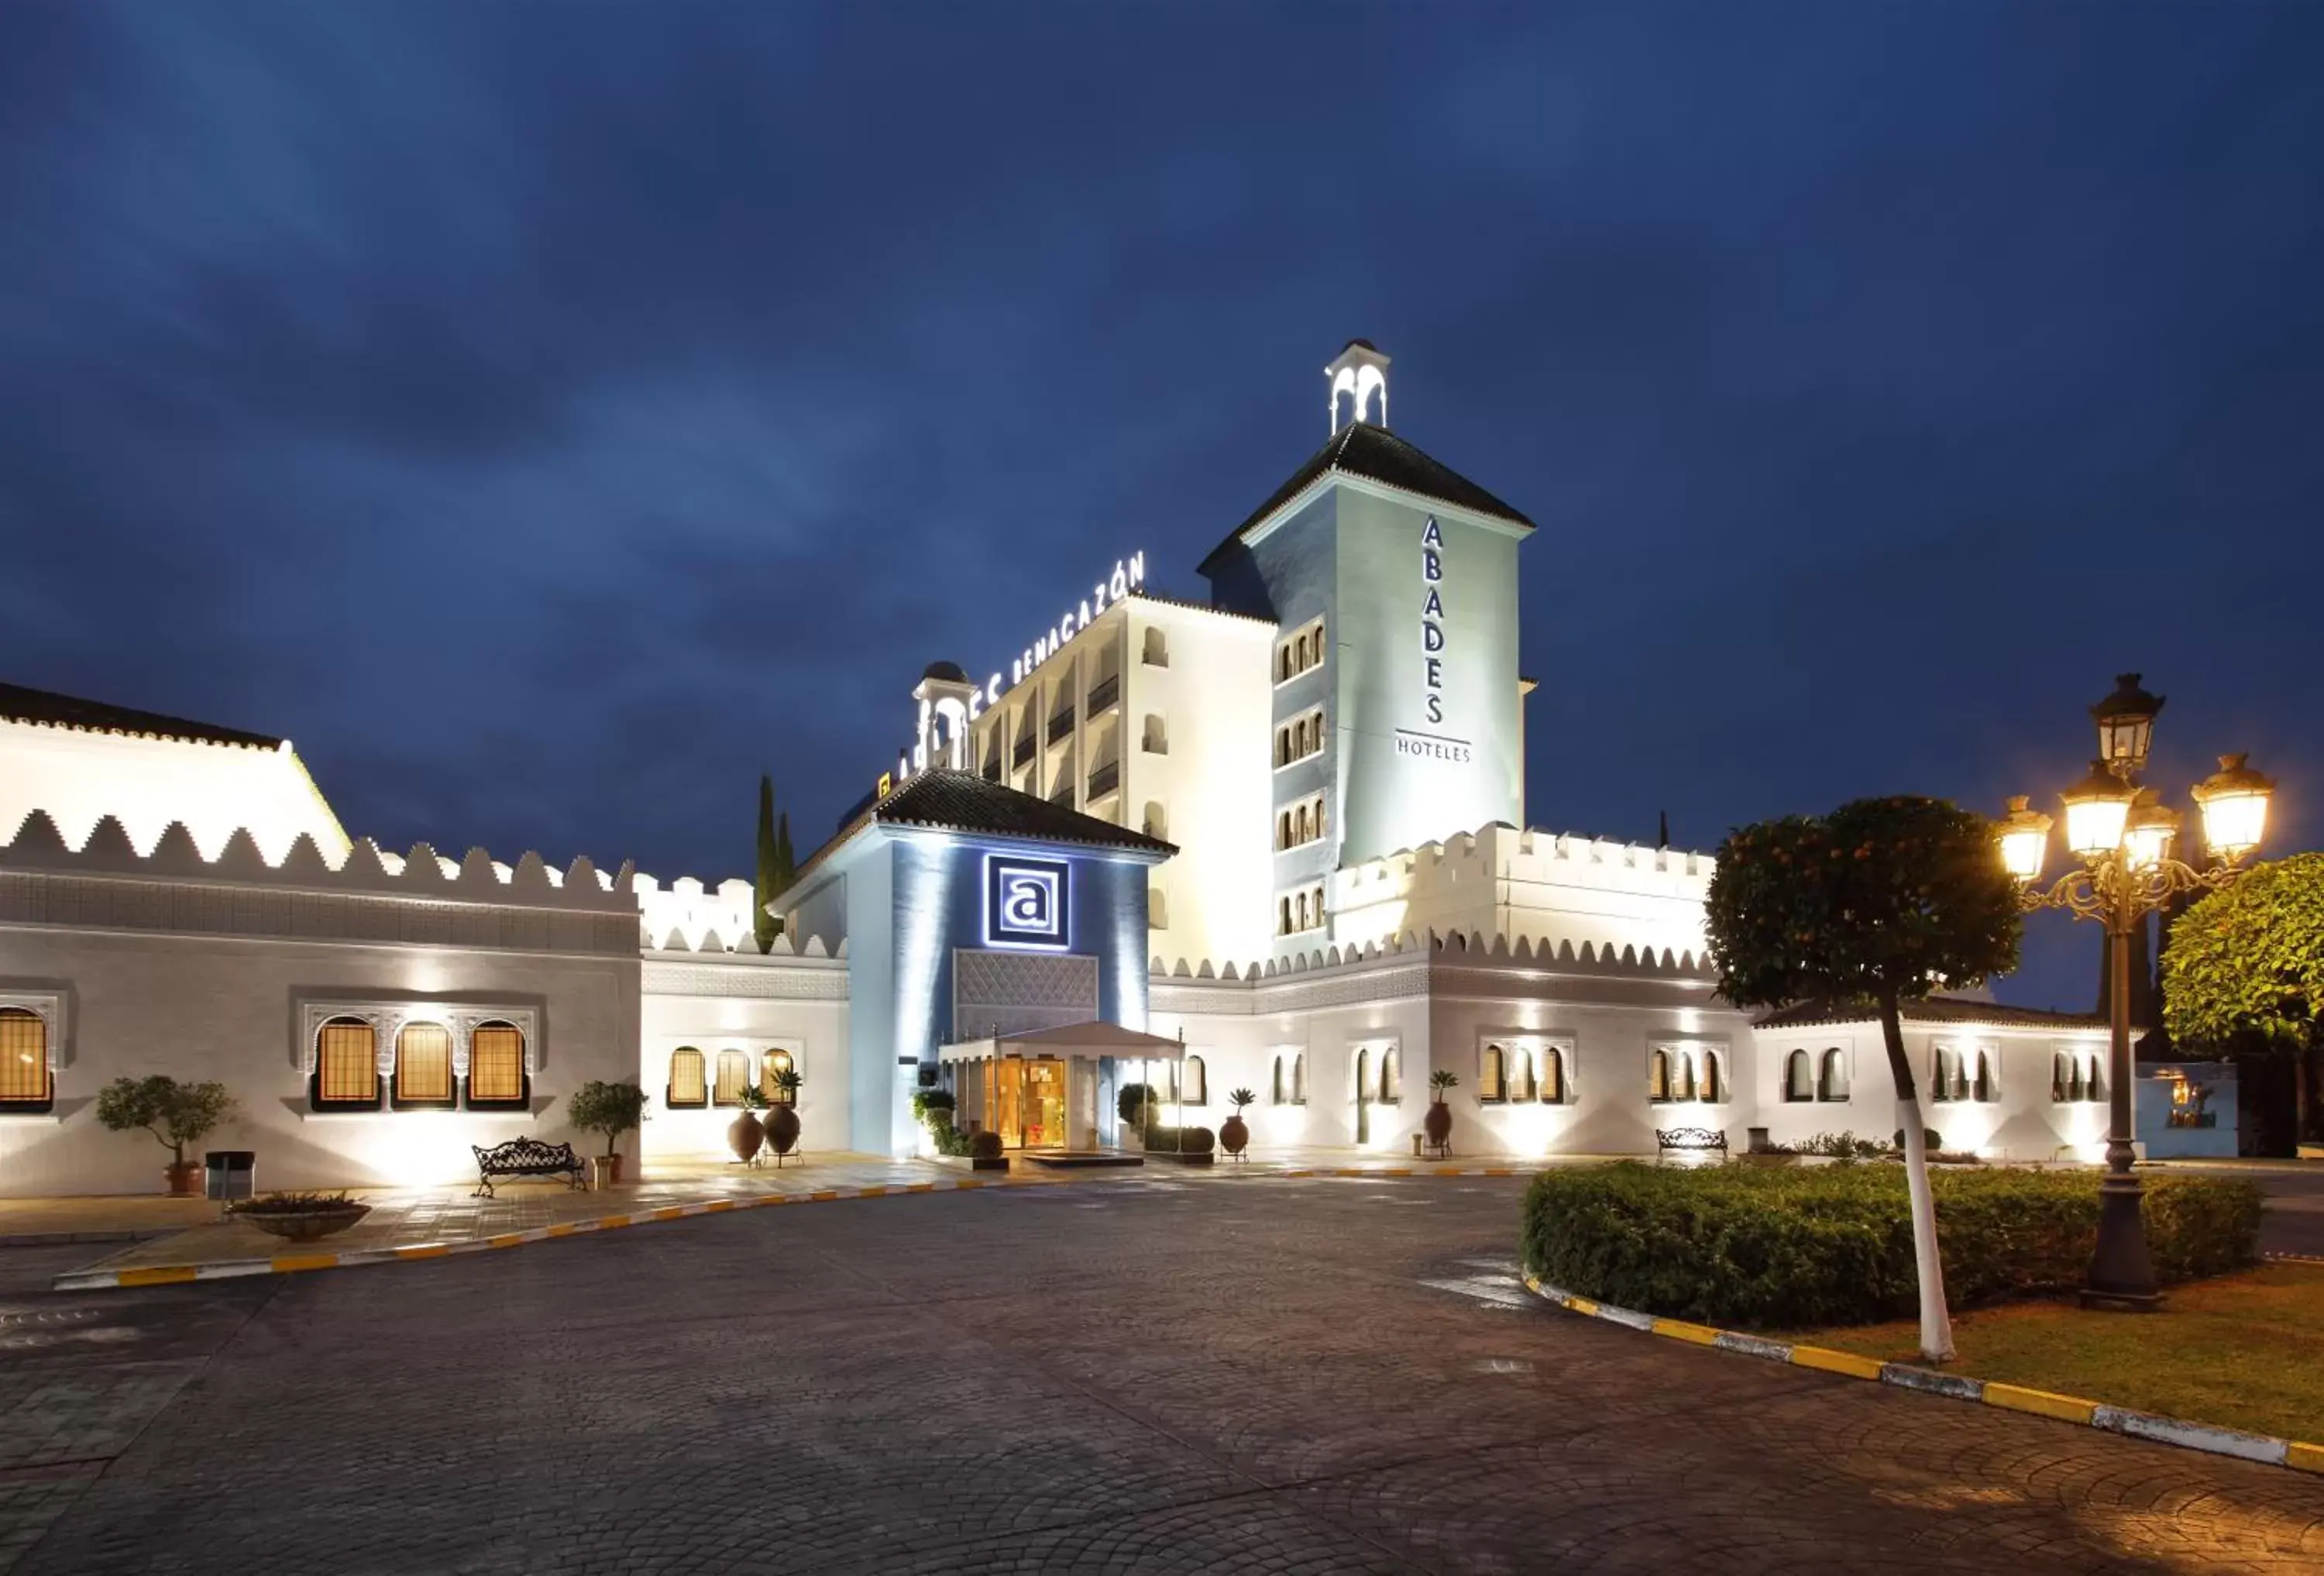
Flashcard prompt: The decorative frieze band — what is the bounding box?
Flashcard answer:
[295,1000,542,1076]
[641,960,850,1001]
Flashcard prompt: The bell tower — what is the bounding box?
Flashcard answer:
[1325,339,1391,434]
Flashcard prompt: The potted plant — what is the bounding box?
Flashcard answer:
[1220,1088,1256,1160]
[95,1075,235,1196]
[766,1068,803,1164]
[970,1128,1007,1172]
[1116,1082,1158,1149]
[727,1084,768,1164]
[1424,1068,1458,1157]
[566,1079,648,1185]
[231,1189,371,1242]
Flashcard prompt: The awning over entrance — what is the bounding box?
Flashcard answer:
[937,1020,1185,1065]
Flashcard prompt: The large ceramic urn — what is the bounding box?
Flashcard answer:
[1423,1099,1452,1151]
[767,1104,801,1159]
[727,1109,766,1164]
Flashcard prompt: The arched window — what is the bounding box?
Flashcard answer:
[1279,896,1293,936]
[1143,802,1167,840]
[1379,1047,1401,1103]
[1974,1049,1996,1103]
[1143,627,1168,668]
[315,1016,378,1108]
[712,1050,751,1106]
[1649,1048,1673,1103]
[1510,1046,1536,1103]
[467,1021,527,1106]
[1541,1045,1565,1104]
[1184,1055,1207,1106]
[1149,886,1169,929]
[1931,1047,1959,1103]
[1783,1050,1813,1102]
[394,1023,455,1106]
[668,1047,707,1108]
[1279,811,1293,849]
[1818,1048,1849,1102]
[1291,1051,1307,1104]
[2085,1055,2106,1103]
[1700,1050,1724,1104]
[0,1007,53,1110]
[761,1049,796,1106]
[1295,892,1309,932]
[1479,1044,1506,1103]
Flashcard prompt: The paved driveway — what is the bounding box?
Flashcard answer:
[2,1175,2320,1574]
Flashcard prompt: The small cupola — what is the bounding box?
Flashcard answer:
[910,662,980,775]
[1325,339,1391,434]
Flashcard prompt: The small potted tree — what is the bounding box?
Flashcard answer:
[727,1083,768,1165]
[970,1129,1007,1172]
[1424,1068,1458,1158]
[1220,1088,1256,1161]
[766,1067,803,1164]
[566,1079,648,1185]
[95,1075,235,1196]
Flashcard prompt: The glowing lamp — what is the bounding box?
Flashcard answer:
[2192,752,2274,862]
[2059,760,2134,861]
[2121,790,2180,872]
[2090,673,2164,777]
[1996,796,2053,883]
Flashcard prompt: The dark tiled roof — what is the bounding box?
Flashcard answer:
[0,681,283,751]
[1754,996,2112,1032]
[791,771,1176,891]
[1198,422,1534,576]
[1124,589,1277,628]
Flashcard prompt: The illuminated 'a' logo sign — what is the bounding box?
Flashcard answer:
[985,855,1070,950]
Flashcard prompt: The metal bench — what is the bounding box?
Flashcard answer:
[472,1137,586,1198]
[1654,1126,1728,1161]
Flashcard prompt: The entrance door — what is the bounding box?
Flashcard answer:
[1023,1058,1067,1149]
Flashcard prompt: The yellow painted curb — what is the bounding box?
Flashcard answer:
[394,1244,450,1261]
[856,1186,888,1197]
[115,1265,199,1286]
[1983,1382,2098,1425]
[905,1182,935,1193]
[703,1200,736,1213]
[1790,1345,1885,1381]
[650,1207,686,1222]
[595,1215,632,1230]
[270,1253,340,1274]
[487,1233,529,1249]
[810,1189,840,1202]
[1565,1296,1600,1316]
[1651,1317,1721,1346]
[2288,1440,2324,1475]
[545,1223,577,1237]
[955,1179,985,1190]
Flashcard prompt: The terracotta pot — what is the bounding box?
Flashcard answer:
[164,1161,201,1197]
[1423,1100,1452,1149]
[727,1110,766,1163]
[234,1204,371,1242]
[1219,1114,1250,1157]
[767,1106,800,1157]
[602,1152,626,1185]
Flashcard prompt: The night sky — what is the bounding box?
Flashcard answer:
[5,4,2319,1010]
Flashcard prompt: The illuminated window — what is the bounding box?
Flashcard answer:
[2053,1050,2104,1104]
[315,1017,379,1108]
[1649,1048,1673,1103]
[0,1008,53,1110]
[712,1050,751,1106]
[1479,1044,1505,1103]
[761,1049,796,1106]
[1932,1045,1970,1103]
[1510,1045,1536,1103]
[394,1023,456,1106]
[1700,1049,1724,1103]
[1817,1048,1849,1102]
[467,1023,527,1106]
[1783,1050,1813,1103]
[1184,1054,1207,1106]
[1378,1047,1401,1103]
[668,1047,707,1108]
[1541,1046,1565,1104]
[1973,1048,1996,1103]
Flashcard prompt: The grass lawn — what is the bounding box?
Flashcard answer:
[1782,1262,2324,1444]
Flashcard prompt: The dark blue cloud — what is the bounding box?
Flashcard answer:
[3,2,2319,1009]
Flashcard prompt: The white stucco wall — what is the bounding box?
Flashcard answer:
[640,951,849,1162]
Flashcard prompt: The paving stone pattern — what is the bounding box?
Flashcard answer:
[5,1178,2324,1573]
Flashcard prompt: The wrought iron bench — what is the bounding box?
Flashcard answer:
[472,1137,586,1198]
[1654,1127,1728,1160]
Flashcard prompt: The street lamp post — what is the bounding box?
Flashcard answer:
[1999,674,2275,1311]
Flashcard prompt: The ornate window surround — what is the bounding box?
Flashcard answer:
[1648,1037,1731,1105]
[297,1001,541,1081]
[0,992,67,1072]
[1476,1030,1578,1105]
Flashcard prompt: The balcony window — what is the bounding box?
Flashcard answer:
[1086,673,1119,715]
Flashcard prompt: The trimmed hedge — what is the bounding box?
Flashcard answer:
[1521,1161,2264,1329]
[1140,1124,1215,1154]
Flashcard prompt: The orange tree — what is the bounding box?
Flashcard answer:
[2164,852,2324,1147]
[1705,795,2022,1361]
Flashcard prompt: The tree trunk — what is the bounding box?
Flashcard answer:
[1879,993,1954,1362]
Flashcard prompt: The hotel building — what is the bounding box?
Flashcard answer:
[0,346,2119,1195]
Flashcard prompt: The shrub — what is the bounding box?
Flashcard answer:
[971,1130,1004,1161]
[1140,1124,1215,1154]
[930,1125,975,1157]
[1793,1132,1882,1158]
[95,1076,235,1166]
[1117,1083,1160,1128]
[1521,1162,2264,1329]
[234,1190,359,1215]
[1892,1128,1944,1153]
[911,1089,956,1120]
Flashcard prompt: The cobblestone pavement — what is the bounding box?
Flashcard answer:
[5,1177,2324,1574]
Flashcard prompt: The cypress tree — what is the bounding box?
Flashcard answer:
[754,775,779,955]
[775,811,795,897]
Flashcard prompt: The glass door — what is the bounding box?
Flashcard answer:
[1024,1058,1067,1150]
[992,1059,1024,1148]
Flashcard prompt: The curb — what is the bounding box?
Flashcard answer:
[1266,1166,1528,1179]
[1519,1271,2324,1478]
[49,1175,1056,1292]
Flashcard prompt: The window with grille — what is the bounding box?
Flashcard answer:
[468,1024,526,1106]
[394,1024,456,1106]
[1541,1046,1566,1104]
[761,1049,796,1106]
[668,1047,707,1108]
[315,1017,380,1108]
[713,1049,751,1106]
[0,1009,51,1109]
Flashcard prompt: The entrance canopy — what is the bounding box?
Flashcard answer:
[937,1020,1184,1065]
